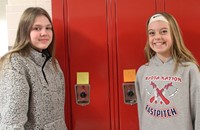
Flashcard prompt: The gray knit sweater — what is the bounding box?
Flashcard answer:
[135,55,200,130]
[0,48,67,130]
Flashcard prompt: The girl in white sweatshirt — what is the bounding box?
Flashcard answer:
[136,12,200,130]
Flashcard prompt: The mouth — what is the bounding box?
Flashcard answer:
[39,39,49,42]
[153,42,166,46]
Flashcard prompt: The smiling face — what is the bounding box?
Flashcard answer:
[148,20,173,62]
[30,15,53,52]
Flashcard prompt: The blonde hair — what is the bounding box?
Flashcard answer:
[0,7,57,69]
[144,12,199,73]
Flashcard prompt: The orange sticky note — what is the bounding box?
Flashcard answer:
[123,69,136,82]
[77,72,89,84]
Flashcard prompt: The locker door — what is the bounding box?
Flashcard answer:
[66,0,111,130]
[165,0,200,62]
[52,0,161,130]
[52,0,72,128]
[115,1,155,130]
[52,0,111,130]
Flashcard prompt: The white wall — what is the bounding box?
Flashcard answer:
[0,0,52,56]
[0,0,8,56]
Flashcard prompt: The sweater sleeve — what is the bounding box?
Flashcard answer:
[0,68,29,130]
[189,64,200,130]
[135,65,145,129]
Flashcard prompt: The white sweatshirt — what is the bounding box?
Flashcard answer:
[135,55,200,130]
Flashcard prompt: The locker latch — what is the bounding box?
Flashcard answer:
[75,84,90,106]
[123,82,137,105]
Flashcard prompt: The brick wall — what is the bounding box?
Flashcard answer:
[0,0,8,56]
[6,0,52,47]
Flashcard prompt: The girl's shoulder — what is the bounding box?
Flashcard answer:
[178,62,199,77]
[137,63,149,75]
[2,53,27,74]
[181,62,199,71]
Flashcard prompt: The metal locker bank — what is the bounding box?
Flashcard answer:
[51,0,200,130]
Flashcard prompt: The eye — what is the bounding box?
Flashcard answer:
[160,29,168,35]
[46,27,52,30]
[32,27,41,31]
[148,31,155,36]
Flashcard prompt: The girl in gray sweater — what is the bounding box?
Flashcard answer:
[135,12,200,130]
[0,7,67,130]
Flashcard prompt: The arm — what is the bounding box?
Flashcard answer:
[189,64,200,130]
[0,69,29,130]
[135,66,145,129]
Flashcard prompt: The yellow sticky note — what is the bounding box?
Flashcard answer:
[123,69,136,82]
[77,72,89,84]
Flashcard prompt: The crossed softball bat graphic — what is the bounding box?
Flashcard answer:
[150,82,173,105]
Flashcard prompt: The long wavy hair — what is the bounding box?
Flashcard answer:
[144,12,199,73]
[0,7,57,69]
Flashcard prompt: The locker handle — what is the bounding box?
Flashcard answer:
[123,82,137,105]
[75,84,90,106]
[80,92,87,98]
[127,90,134,97]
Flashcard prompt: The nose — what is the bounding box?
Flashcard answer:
[154,33,161,40]
[40,29,47,36]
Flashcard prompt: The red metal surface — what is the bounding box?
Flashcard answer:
[106,0,119,129]
[52,0,72,129]
[66,0,111,130]
[165,0,200,63]
[52,0,200,130]
[156,0,165,12]
[115,0,155,130]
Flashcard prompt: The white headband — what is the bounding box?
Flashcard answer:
[149,14,169,25]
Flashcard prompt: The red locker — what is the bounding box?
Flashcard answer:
[52,0,200,130]
[115,0,154,130]
[66,0,111,130]
[53,0,113,130]
[165,0,200,63]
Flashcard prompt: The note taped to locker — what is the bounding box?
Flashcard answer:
[77,72,89,84]
[123,69,136,82]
